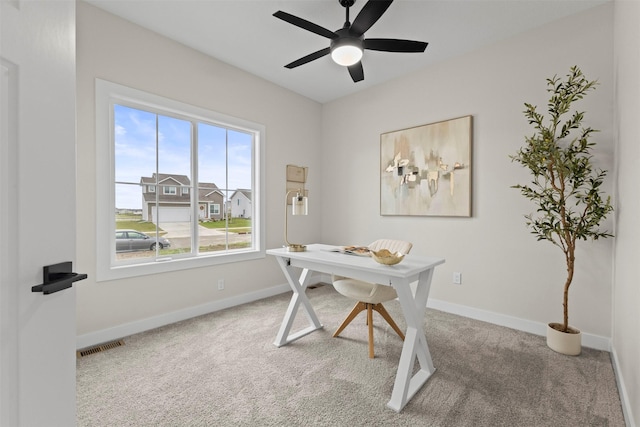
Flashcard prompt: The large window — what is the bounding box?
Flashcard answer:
[96,79,264,281]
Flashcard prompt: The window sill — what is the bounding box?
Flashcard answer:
[96,249,265,282]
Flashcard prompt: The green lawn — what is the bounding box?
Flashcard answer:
[154,242,251,255]
[115,214,251,234]
[115,220,158,232]
[200,218,251,234]
[116,214,162,233]
[200,218,251,228]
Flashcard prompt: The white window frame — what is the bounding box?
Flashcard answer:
[148,185,155,193]
[163,186,177,195]
[95,79,265,281]
[210,204,220,215]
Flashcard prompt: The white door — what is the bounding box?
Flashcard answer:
[1,1,78,425]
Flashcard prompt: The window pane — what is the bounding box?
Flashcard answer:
[227,130,253,250]
[227,130,253,196]
[197,123,228,253]
[114,105,159,262]
[156,114,192,256]
[114,105,157,184]
[197,123,226,187]
[197,123,253,253]
[114,107,194,260]
[115,183,156,262]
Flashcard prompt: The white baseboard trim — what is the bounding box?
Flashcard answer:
[322,274,611,351]
[610,347,636,427]
[76,283,291,350]
[426,298,612,352]
[77,277,611,353]
[317,272,612,351]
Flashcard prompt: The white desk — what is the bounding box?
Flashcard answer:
[267,244,445,412]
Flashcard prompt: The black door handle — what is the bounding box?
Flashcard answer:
[32,261,88,295]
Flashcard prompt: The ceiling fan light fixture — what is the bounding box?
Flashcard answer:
[274,0,428,82]
[331,45,363,66]
[330,37,363,66]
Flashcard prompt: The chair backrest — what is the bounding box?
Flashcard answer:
[367,239,412,255]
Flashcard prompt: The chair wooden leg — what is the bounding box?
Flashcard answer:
[333,301,366,338]
[367,303,375,358]
[373,303,405,341]
[335,301,402,359]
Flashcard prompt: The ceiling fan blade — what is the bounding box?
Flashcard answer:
[350,0,393,36]
[364,38,428,53]
[285,47,331,69]
[348,62,364,82]
[273,11,338,40]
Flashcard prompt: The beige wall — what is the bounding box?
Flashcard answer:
[76,2,323,336]
[321,4,615,339]
[613,1,640,424]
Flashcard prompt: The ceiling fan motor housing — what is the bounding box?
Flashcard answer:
[330,27,364,56]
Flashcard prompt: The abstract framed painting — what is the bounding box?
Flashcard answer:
[380,115,472,217]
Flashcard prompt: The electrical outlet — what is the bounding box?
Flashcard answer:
[453,272,462,285]
[217,279,225,290]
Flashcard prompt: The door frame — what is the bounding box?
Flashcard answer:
[1,1,78,425]
[0,57,19,427]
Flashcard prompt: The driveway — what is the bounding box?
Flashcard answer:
[158,221,250,251]
[159,221,223,238]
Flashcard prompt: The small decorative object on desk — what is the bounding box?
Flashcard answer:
[341,245,371,256]
[371,249,405,265]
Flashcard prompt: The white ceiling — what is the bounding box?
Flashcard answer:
[84,0,609,104]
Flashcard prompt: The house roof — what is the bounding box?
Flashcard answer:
[140,173,190,186]
[230,189,252,202]
[198,183,224,202]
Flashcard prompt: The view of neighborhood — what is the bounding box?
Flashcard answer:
[115,179,253,258]
[113,104,254,258]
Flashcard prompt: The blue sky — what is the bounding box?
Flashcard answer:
[114,104,252,209]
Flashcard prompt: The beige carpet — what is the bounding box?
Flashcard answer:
[77,284,625,426]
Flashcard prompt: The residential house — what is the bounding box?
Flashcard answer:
[140,173,224,223]
[229,189,251,219]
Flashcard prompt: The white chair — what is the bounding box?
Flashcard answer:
[332,239,413,358]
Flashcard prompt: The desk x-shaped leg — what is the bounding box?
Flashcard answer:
[387,268,436,412]
[273,256,323,347]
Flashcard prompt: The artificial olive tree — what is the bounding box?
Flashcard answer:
[511,66,614,333]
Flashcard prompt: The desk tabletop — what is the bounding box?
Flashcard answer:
[267,244,445,279]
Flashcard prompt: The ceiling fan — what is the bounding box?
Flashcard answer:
[273,0,428,83]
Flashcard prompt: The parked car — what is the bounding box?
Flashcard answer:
[115,229,171,252]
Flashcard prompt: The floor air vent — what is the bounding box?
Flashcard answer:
[77,340,124,358]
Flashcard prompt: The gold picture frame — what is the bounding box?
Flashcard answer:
[286,165,308,205]
[286,165,307,183]
[380,115,472,217]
